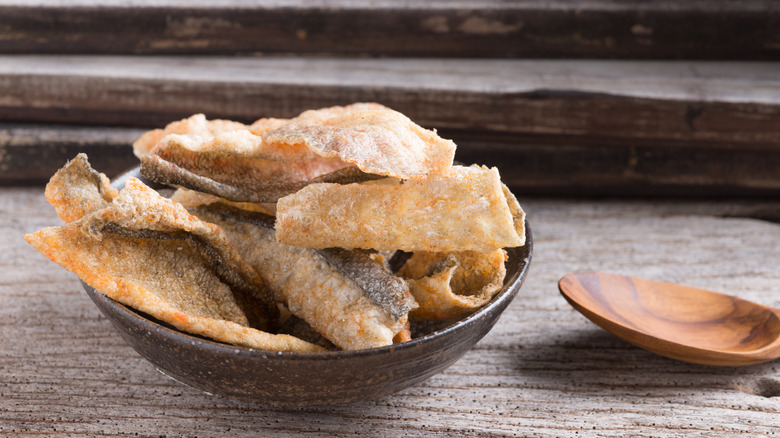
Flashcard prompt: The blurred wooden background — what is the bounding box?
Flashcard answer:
[1,0,779,195]
[4,3,780,437]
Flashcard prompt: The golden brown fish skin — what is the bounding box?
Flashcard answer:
[84,177,280,331]
[400,249,508,320]
[248,117,288,137]
[169,188,277,216]
[103,224,277,331]
[278,315,337,351]
[263,103,456,179]
[153,130,351,186]
[132,113,246,158]
[137,103,453,201]
[197,206,416,321]
[140,154,264,201]
[276,165,524,253]
[140,154,381,203]
[45,153,119,223]
[392,321,412,344]
[502,183,527,247]
[23,222,323,353]
[316,247,416,321]
[194,205,416,350]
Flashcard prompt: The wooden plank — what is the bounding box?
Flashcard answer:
[453,134,780,196]
[4,187,780,436]
[3,123,779,196]
[1,56,779,148]
[0,0,779,59]
[0,123,141,184]
[3,57,777,194]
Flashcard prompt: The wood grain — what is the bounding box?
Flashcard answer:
[2,57,779,144]
[559,272,780,366]
[453,134,780,196]
[4,188,780,436]
[1,0,778,59]
[1,57,779,195]
[0,123,141,184]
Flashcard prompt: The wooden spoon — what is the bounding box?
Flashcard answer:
[558,272,780,366]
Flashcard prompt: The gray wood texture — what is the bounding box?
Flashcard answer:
[1,0,779,59]
[4,187,780,436]
[0,123,141,184]
[3,56,779,137]
[2,56,779,195]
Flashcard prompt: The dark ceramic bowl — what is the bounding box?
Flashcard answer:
[81,168,533,406]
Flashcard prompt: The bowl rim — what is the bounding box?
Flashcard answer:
[90,166,533,361]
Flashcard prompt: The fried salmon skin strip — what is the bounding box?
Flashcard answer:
[132,113,246,158]
[169,188,277,216]
[138,103,452,201]
[45,153,119,223]
[397,185,520,320]
[81,177,280,331]
[502,183,526,248]
[140,153,376,203]
[276,165,525,253]
[139,129,377,203]
[150,128,351,188]
[399,250,507,320]
[193,205,418,350]
[263,103,456,179]
[25,174,323,352]
[24,222,323,353]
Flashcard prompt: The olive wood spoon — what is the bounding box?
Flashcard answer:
[558,272,780,366]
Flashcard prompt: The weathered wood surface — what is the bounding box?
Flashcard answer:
[1,57,779,194]
[0,124,141,184]
[3,187,780,436]
[1,0,779,59]
[2,57,779,141]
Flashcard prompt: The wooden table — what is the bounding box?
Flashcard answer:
[2,1,780,435]
[2,189,779,436]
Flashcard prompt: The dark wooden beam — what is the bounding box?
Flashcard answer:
[452,133,780,197]
[0,123,141,184]
[0,1,779,59]
[0,57,778,147]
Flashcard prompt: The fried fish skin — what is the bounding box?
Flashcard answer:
[27,157,323,352]
[140,153,380,203]
[194,206,417,351]
[23,215,323,353]
[400,250,507,320]
[502,183,526,247]
[138,103,451,202]
[263,103,456,179]
[132,113,246,158]
[83,177,280,331]
[45,153,118,223]
[276,165,524,253]
[152,129,351,187]
[170,188,277,216]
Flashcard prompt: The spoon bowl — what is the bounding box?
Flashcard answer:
[558,272,780,366]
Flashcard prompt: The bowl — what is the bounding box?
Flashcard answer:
[81,168,533,406]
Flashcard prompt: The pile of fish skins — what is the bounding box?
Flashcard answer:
[24,103,526,352]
